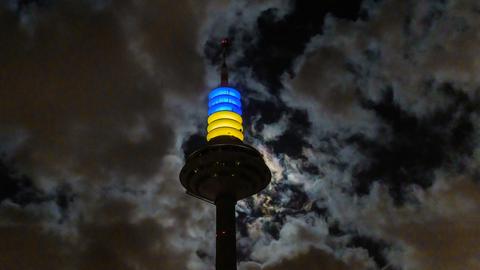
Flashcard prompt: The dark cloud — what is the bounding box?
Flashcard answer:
[76,199,188,270]
[236,0,363,91]
[262,246,367,270]
[0,225,72,270]
[348,236,389,269]
[0,197,191,270]
[351,87,477,203]
[0,0,207,182]
[360,175,480,270]
[0,158,45,206]
[208,0,480,269]
[0,0,212,269]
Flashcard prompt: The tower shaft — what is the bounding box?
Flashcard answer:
[220,38,230,86]
[216,196,237,270]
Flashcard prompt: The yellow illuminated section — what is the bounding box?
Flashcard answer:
[207,87,244,141]
[207,127,244,141]
[207,119,243,133]
[208,111,243,125]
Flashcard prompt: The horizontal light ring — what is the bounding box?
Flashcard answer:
[207,119,243,133]
[208,111,243,124]
[206,86,244,141]
[207,127,244,141]
[208,103,242,116]
[208,87,241,99]
[208,95,242,107]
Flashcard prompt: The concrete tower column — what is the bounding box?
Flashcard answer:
[215,196,237,270]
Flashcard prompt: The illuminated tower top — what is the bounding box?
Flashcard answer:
[207,38,244,142]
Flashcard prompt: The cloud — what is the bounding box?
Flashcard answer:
[0,0,211,184]
[0,1,215,269]
[239,247,371,270]
[262,247,370,270]
[356,174,480,270]
[0,196,192,270]
[290,0,480,118]
[236,0,480,269]
[237,214,374,270]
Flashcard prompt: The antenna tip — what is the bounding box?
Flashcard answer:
[221,38,231,48]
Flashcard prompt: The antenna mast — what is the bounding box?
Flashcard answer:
[220,38,230,86]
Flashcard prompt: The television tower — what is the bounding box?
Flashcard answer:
[180,39,271,270]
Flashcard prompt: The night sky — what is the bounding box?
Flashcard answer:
[1,0,480,269]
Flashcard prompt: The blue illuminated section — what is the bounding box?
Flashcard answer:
[208,95,242,107]
[208,103,242,116]
[207,86,243,116]
[208,87,241,100]
[207,86,244,141]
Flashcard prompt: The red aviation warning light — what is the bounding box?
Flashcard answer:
[221,38,230,47]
